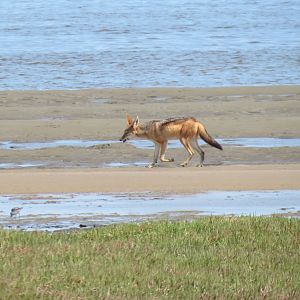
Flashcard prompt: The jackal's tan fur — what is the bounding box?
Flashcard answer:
[120,115,222,168]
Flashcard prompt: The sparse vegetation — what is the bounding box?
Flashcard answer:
[0,217,299,299]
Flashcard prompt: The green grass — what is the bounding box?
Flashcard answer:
[0,217,299,299]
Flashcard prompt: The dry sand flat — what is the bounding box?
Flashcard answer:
[0,165,299,194]
[0,85,299,194]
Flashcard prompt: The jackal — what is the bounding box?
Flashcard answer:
[120,115,222,168]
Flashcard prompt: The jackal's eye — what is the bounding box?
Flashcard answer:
[126,126,134,133]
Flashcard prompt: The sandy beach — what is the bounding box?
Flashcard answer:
[0,85,299,194]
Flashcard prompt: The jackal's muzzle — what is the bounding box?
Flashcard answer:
[120,131,130,143]
[120,137,128,143]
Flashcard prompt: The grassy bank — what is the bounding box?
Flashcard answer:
[0,217,299,299]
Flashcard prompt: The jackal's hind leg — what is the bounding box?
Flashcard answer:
[179,138,194,167]
[160,141,174,162]
[190,138,205,167]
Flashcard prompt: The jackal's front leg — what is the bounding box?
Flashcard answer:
[147,142,160,168]
[159,141,174,163]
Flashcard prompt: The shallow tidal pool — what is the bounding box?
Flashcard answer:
[1,190,299,232]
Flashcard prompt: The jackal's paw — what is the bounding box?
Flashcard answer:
[196,163,204,167]
[146,163,158,168]
[160,157,174,163]
[180,162,187,167]
[162,158,175,162]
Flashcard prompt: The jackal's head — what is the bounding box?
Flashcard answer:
[120,115,139,142]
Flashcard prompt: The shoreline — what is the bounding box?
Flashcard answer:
[0,164,299,194]
[1,84,300,93]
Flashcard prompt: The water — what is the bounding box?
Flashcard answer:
[104,162,148,168]
[0,140,116,150]
[0,0,299,90]
[0,162,44,169]
[1,190,299,231]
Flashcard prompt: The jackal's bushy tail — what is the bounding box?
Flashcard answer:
[198,127,223,150]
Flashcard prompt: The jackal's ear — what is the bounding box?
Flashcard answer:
[126,114,133,126]
[133,116,139,127]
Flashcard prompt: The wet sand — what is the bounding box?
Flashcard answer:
[1,86,300,140]
[0,85,300,194]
